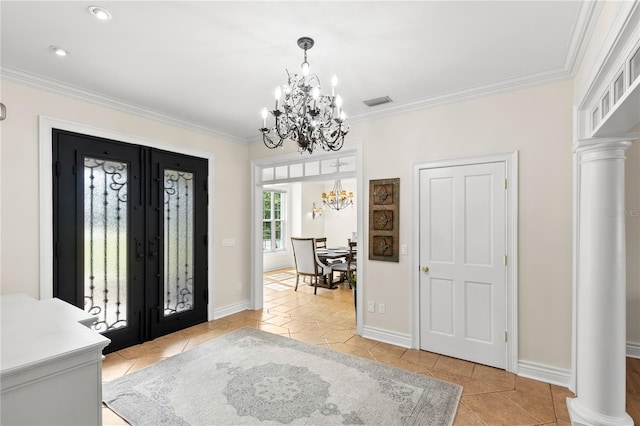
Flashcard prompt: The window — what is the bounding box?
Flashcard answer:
[613,71,625,104]
[601,91,610,118]
[631,45,640,84]
[591,106,599,130]
[263,190,285,252]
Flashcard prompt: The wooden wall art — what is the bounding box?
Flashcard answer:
[368,178,399,262]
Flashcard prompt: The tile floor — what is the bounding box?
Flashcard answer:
[103,268,640,425]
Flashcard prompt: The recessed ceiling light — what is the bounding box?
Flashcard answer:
[50,46,69,57]
[88,5,112,21]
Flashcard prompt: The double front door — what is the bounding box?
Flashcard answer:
[53,130,208,353]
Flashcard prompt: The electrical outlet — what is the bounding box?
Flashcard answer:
[379,303,386,314]
[368,301,375,313]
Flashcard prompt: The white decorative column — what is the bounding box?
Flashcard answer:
[568,141,633,426]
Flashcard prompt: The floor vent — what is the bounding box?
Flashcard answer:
[363,96,393,107]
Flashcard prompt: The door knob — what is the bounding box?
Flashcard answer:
[422,266,429,273]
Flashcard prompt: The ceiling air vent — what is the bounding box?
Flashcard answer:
[363,96,393,107]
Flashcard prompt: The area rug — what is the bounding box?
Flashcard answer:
[103,327,462,425]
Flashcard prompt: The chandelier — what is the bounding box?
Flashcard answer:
[260,37,349,154]
[322,180,354,211]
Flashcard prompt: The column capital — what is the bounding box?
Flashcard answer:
[574,136,637,153]
[575,140,632,164]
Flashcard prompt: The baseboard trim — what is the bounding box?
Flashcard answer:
[213,300,250,320]
[628,341,640,359]
[361,326,412,348]
[518,360,572,387]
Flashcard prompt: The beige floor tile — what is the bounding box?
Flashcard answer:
[472,364,516,390]
[182,328,228,351]
[430,370,500,396]
[102,405,128,426]
[102,353,135,382]
[344,334,378,351]
[370,341,407,358]
[550,384,574,422]
[502,389,556,424]
[116,340,160,360]
[453,402,486,425]
[289,331,329,345]
[257,323,291,336]
[434,355,476,378]
[261,314,294,326]
[462,393,540,425]
[126,349,168,374]
[322,329,356,344]
[401,348,439,369]
[327,342,376,360]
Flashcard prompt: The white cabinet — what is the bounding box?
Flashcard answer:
[1,294,110,425]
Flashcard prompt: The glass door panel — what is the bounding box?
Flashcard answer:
[83,158,129,332]
[163,169,195,317]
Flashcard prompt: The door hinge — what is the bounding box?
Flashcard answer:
[55,161,62,177]
[504,255,508,266]
[504,178,507,189]
[504,331,508,342]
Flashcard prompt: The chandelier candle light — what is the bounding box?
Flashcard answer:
[322,180,354,211]
[260,37,349,154]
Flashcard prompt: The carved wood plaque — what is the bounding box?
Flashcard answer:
[369,178,399,262]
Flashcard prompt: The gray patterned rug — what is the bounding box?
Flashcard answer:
[103,327,462,425]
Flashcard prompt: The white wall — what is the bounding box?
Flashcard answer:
[251,79,575,370]
[0,80,251,312]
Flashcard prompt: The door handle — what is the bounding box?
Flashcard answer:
[421,266,429,273]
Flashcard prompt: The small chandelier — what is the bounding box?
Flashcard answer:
[322,180,354,211]
[260,37,349,154]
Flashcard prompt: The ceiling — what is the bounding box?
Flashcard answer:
[1,1,595,143]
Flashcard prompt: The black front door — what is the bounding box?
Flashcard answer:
[53,129,208,353]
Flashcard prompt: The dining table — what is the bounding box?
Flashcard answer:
[316,247,356,288]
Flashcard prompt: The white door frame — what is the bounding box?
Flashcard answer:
[250,143,364,334]
[411,151,519,373]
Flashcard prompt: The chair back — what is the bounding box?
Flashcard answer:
[315,237,327,249]
[291,238,320,275]
[347,240,357,266]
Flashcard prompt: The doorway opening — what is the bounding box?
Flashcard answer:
[251,146,363,332]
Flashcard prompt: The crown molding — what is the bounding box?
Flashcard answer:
[564,1,603,76]
[346,66,574,125]
[1,66,248,145]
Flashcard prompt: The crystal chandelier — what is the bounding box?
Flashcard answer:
[260,37,349,154]
[322,180,354,211]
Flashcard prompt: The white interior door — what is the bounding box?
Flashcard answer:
[419,162,507,369]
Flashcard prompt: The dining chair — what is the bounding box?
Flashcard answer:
[315,237,327,249]
[331,240,357,288]
[291,237,333,295]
